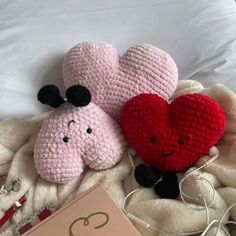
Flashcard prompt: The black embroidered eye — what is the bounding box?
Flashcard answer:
[63,136,69,143]
[178,138,184,145]
[86,128,92,134]
[150,136,157,143]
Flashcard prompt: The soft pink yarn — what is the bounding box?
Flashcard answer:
[63,42,178,121]
[34,103,126,184]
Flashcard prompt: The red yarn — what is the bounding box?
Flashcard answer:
[121,93,226,173]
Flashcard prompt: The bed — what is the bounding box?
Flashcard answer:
[0,0,236,119]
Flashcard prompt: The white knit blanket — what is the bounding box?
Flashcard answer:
[0,80,236,236]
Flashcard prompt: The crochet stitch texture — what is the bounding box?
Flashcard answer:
[121,93,226,172]
[34,103,126,183]
[63,42,178,121]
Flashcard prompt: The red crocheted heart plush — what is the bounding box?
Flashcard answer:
[121,93,226,172]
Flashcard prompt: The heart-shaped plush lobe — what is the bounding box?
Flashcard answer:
[63,42,178,121]
[121,93,226,173]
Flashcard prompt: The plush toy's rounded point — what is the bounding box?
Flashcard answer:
[121,93,226,173]
[34,103,126,184]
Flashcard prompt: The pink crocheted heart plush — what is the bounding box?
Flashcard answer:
[34,85,126,184]
[63,42,178,121]
[121,93,226,172]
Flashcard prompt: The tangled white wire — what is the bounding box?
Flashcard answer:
[123,147,236,236]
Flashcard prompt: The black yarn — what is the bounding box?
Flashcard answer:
[154,173,180,199]
[134,164,161,188]
[63,136,69,143]
[134,164,180,199]
[86,128,93,134]
[37,85,65,108]
[66,85,91,107]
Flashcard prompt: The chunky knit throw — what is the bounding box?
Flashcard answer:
[63,42,178,121]
[121,93,226,172]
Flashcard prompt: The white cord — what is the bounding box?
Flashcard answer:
[216,202,236,235]
[0,176,7,195]
[200,203,236,236]
[128,148,136,170]
[0,177,21,195]
[122,146,236,235]
[122,187,206,235]
[179,146,219,210]
[122,188,140,215]
[222,226,231,236]
[200,220,218,236]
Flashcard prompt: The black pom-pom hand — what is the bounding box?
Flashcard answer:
[154,173,180,199]
[134,164,180,199]
[37,85,65,108]
[66,85,91,107]
[38,84,92,108]
[135,164,161,188]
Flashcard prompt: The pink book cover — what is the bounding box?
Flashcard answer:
[22,183,141,236]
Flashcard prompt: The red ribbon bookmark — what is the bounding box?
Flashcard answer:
[0,195,27,228]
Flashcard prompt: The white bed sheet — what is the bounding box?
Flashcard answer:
[0,0,236,118]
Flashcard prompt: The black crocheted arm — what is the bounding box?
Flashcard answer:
[154,173,180,199]
[134,164,161,188]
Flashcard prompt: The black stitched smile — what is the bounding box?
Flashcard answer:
[161,149,174,157]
